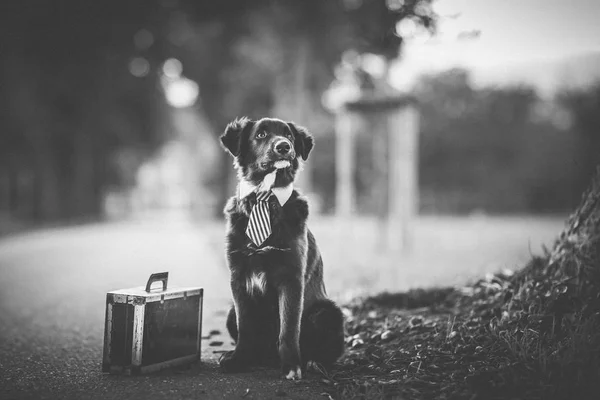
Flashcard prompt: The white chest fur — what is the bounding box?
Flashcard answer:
[246,272,267,296]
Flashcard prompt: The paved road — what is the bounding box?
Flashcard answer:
[0,218,327,400]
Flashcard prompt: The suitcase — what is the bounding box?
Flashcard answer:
[102,272,203,375]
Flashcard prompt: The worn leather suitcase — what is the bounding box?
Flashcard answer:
[102,272,203,375]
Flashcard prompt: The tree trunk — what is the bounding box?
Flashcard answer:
[71,128,96,220]
[272,35,313,194]
[33,148,61,222]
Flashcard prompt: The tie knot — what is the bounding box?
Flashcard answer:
[256,190,272,202]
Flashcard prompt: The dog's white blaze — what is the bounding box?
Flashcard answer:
[285,366,302,380]
[246,272,267,296]
[274,160,290,169]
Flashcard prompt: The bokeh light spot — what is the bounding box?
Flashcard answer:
[128,57,150,77]
[162,77,199,108]
[415,2,432,16]
[134,29,154,50]
[361,53,387,78]
[163,58,183,78]
[385,0,404,11]
[396,17,419,38]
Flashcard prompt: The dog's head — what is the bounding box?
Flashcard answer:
[220,117,314,187]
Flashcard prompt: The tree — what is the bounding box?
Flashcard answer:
[177,0,437,214]
[0,0,171,221]
[415,68,582,213]
[0,0,437,221]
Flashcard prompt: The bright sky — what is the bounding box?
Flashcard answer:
[391,0,600,89]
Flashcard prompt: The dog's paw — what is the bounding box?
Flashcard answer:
[284,365,302,380]
[279,341,302,379]
[219,350,250,373]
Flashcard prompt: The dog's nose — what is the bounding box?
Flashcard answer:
[274,139,291,155]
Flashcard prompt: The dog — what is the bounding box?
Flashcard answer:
[218,117,345,380]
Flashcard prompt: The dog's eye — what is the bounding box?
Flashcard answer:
[256,132,267,139]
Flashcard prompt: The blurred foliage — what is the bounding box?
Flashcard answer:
[2,0,596,220]
[556,83,600,201]
[0,0,171,221]
[313,68,596,214]
[415,69,584,214]
[0,0,435,222]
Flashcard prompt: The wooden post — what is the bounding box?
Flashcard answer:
[273,36,313,197]
[335,110,357,218]
[0,169,7,213]
[387,104,419,252]
[292,38,312,196]
[372,111,390,250]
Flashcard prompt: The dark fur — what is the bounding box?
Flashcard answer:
[218,117,344,378]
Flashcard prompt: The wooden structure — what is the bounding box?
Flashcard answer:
[326,72,419,252]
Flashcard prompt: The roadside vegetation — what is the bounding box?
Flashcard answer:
[321,172,600,400]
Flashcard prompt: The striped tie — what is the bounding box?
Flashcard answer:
[246,190,272,246]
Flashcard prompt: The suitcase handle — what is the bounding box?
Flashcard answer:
[145,272,169,292]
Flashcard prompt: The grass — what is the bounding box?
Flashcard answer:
[314,186,600,399]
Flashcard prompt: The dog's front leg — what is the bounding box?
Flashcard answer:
[219,274,256,372]
[278,278,304,380]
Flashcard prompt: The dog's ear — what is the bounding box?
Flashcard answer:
[288,122,314,161]
[220,117,254,157]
